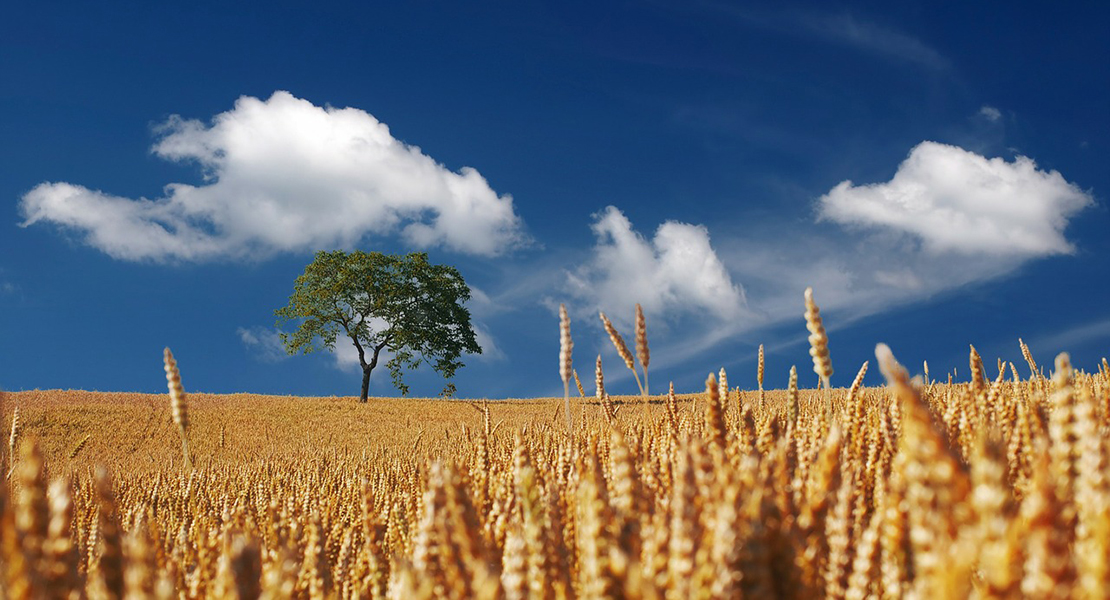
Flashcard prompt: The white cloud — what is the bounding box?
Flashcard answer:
[978,105,1002,122]
[712,141,1095,334]
[818,141,1093,258]
[20,91,526,261]
[237,327,290,362]
[332,338,365,372]
[566,206,746,325]
[532,143,1094,384]
[471,322,506,362]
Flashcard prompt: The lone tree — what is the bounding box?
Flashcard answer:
[276,250,481,401]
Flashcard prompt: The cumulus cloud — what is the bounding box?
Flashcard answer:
[538,142,1093,382]
[331,338,366,372]
[20,91,526,261]
[716,141,1095,332]
[566,206,746,325]
[818,141,1093,258]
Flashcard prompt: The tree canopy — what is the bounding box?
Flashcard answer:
[275,250,481,401]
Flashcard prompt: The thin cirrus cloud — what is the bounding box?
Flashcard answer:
[714,6,947,70]
[565,206,747,328]
[19,91,527,262]
[799,12,948,70]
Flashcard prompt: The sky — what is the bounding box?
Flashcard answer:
[2,1,1108,398]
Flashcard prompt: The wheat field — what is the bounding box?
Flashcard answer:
[2,340,1109,598]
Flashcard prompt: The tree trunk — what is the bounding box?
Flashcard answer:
[360,367,371,403]
[357,341,385,403]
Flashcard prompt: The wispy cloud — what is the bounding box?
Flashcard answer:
[21,91,527,262]
[237,327,289,362]
[978,105,1002,122]
[1027,318,1110,363]
[797,12,948,70]
[471,323,507,363]
[464,286,507,363]
[0,268,18,298]
[711,5,947,70]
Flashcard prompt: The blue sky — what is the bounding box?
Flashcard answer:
[2,1,1108,398]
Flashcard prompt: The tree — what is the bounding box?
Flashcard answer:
[275,250,481,402]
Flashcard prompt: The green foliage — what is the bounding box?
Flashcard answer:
[275,250,481,399]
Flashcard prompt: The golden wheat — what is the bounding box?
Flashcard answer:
[804,287,833,388]
[1,293,1108,599]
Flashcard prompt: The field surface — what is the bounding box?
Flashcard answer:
[2,389,704,474]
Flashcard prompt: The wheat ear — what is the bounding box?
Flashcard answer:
[787,365,799,427]
[969,344,986,392]
[559,304,574,436]
[635,303,650,397]
[1019,338,1039,379]
[599,311,645,397]
[163,347,192,470]
[757,344,765,409]
[7,405,21,479]
[804,288,833,389]
[595,354,605,401]
[69,435,90,460]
